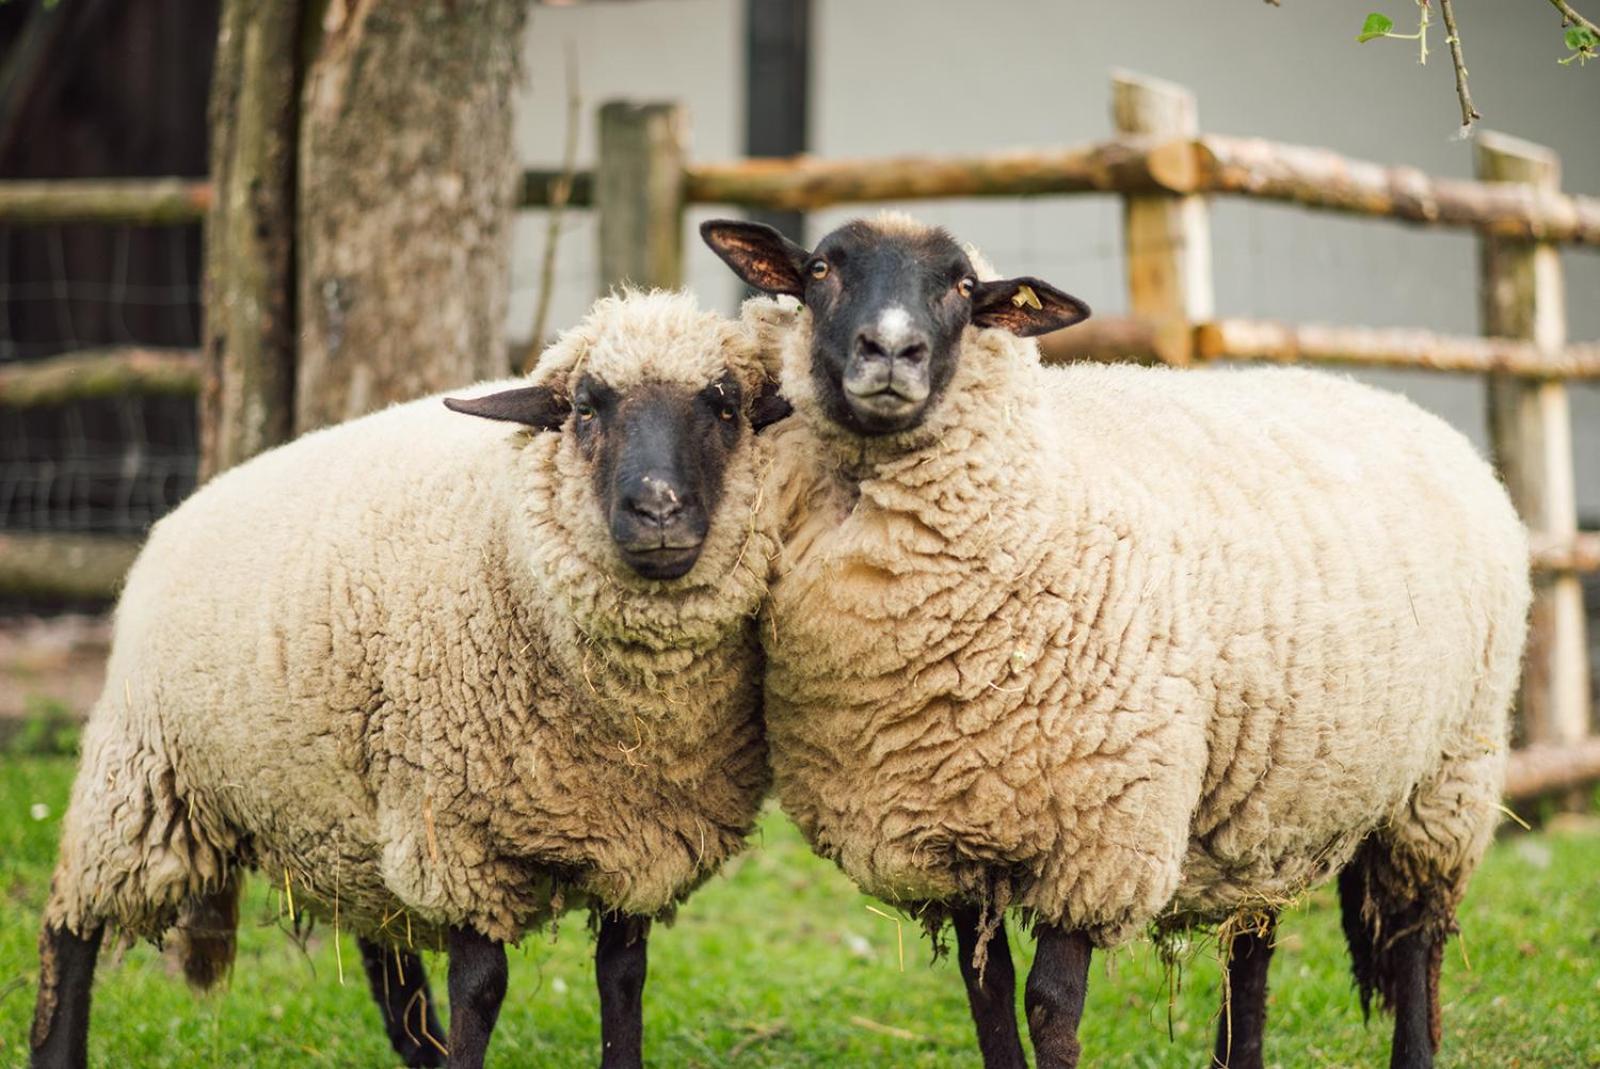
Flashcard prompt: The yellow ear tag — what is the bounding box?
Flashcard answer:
[1011,284,1042,310]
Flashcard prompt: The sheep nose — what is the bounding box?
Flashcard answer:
[856,328,929,365]
[626,475,684,525]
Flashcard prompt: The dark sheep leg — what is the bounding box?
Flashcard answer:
[1024,924,1093,1069]
[30,921,104,1069]
[595,912,650,1069]
[360,937,446,1067]
[951,905,1028,1069]
[1213,913,1277,1069]
[445,926,508,1069]
[1387,928,1437,1069]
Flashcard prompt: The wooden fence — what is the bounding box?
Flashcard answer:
[1,72,1597,800]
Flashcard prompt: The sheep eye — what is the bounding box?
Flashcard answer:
[717,404,737,423]
[575,402,596,422]
[957,277,976,299]
[809,260,829,281]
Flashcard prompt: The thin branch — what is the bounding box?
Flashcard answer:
[1438,0,1479,134]
[1549,0,1600,37]
[523,41,582,376]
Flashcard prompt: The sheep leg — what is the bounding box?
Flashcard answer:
[1024,924,1092,1069]
[1212,912,1277,1069]
[595,911,650,1069]
[445,926,508,1069]
[359,937,446,1067]
[951,905,1027,1069]
[30,921,104,1069]
[1386,927,1438,1069]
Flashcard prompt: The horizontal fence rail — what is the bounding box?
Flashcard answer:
[10,323,1598,402]
[1194,320,1600,379]
[1042,316,1600,380]
[682,138,1197,210]
[0,348,202,407]
[7,136,1600,247]
[0,532,143,602]
[0,179,211,224]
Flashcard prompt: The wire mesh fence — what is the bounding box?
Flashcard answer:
[0,221,201,535]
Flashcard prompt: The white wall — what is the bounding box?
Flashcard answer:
[511,0,1599,512]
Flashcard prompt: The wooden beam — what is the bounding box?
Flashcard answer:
[1038,318,1162,366]
[1113,72,1213,367]
[1197,134,1600,247]
[1529,531,1600,574]
[1194,318,1600,379]
[0,178,210,225]
[0,532,140,601]
[0,171,590,219]
[596,101,687,292]
[682,137,1196,213]
[1504,738,1600,801]
[0,348,201,407]
[1478,132,1591,796]
[6,136,1600,252]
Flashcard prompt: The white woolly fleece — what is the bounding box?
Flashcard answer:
[752,294,1529,947]
[47,290,782,947]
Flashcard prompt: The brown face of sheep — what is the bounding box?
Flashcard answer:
[701,218,1091,435]
[445,374,790,581]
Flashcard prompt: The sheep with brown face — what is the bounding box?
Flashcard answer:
[706,214,1528,1069]
[31,290,789,1069]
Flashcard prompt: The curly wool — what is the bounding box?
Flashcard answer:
[753,296,1529,948]
[47,290,780,948]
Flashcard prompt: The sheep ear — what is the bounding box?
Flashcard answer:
[700,219,809,298]
[749,378,793,433]
[444,385,569,431]
[970,277,1091,338]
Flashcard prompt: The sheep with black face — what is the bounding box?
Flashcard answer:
[31,289,789,1069]
[705,214,1527,1069]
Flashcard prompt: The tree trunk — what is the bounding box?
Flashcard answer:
[294,0,526,433]
[201,0,301,479]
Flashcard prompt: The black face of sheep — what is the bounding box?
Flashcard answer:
[701,217,1090,435]
[446,373,788,581]
[575,371,734,581]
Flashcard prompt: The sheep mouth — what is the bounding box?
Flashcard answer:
[840,388,929,434]
[618,542,704,581]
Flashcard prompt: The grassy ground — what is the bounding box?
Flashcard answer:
[1,754,1597,1068]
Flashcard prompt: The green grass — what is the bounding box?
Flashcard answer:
[2,755,1597,1068]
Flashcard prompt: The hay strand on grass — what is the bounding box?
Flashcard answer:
[727,1020,786,1059]
[849,1015,924,1042]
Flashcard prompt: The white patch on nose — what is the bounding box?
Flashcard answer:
[877,306,913,351]
[641,475,679,504]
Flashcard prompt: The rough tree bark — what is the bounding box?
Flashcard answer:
[201,0,300,479]
[295,0,527,433]
[203,0,528,474]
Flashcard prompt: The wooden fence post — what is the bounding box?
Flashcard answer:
[1112,72,1213,366]
[1477,132,1591,791]
[596,102,686,294]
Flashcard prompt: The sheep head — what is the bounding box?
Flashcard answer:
[702,214,1088,436]
[447,290,789,583]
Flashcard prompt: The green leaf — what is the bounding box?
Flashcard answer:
[1564,26,1599,50]
[1358,12,1395,43]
